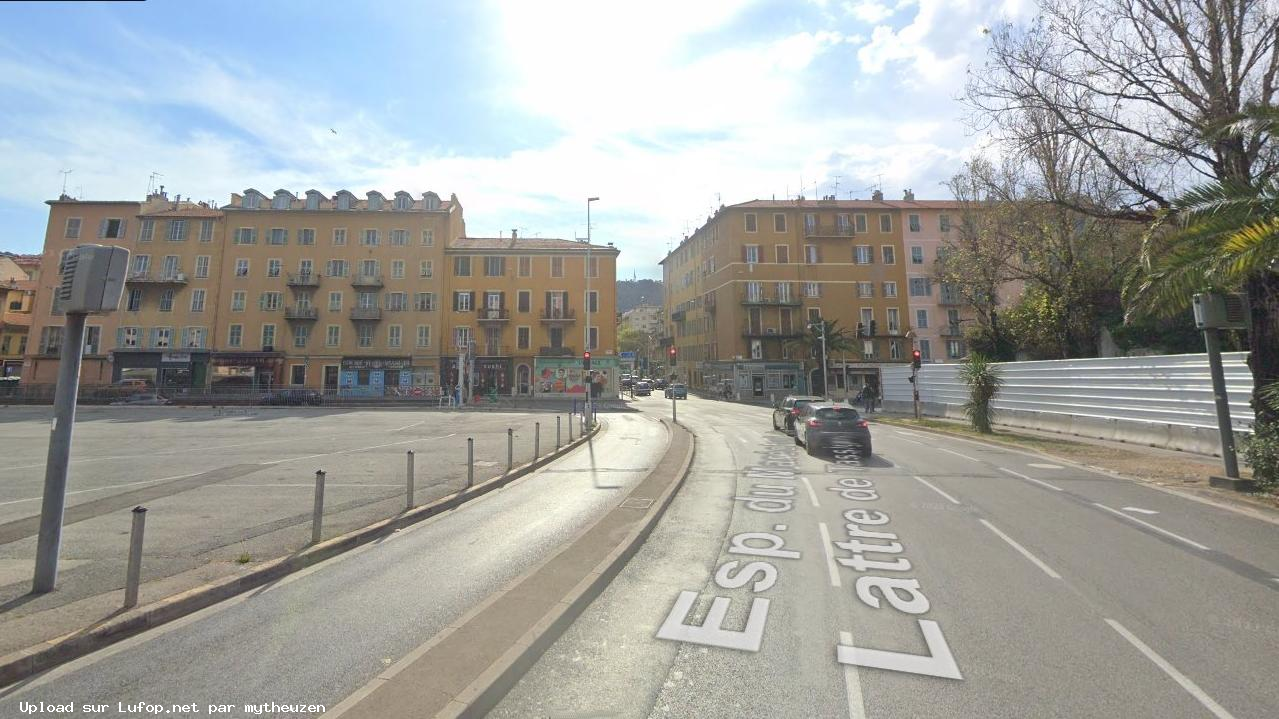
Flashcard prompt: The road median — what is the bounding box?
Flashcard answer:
[322,418,696,719]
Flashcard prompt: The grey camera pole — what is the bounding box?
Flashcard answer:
[33,311,88,593]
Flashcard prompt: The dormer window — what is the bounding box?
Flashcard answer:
[394,192,412,210]
[272,191,293,210]
[367,192,384,211]
[336,191,354,211]
[305,191,322,210]
[242,190,262,209]
[422,191,441,211]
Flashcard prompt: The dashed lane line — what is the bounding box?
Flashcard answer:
[817,522,843,588]
[938,447,980,462]
[838,631,868,719]
[1094,503,1211,551]
[998,467,1065,492]
[799,476,821,508]
[979,519,1062,580]
[914,475,961,505]
[1104,619,1236,719]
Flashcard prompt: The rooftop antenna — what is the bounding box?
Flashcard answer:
[832,175,842,197]
[59,169,73,196]
[147,172,163,196]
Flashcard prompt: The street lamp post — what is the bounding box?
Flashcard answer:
[585,197,599,428]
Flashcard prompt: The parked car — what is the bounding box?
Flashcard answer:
[664,383,687,399]
[634,381,652,396]
[260,389,323,406]
[772,395,825,434]
[794,403,872,457]
[654,378,668,390]
[110,393,171,406]
[620,374,634,389]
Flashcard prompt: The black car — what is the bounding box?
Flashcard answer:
[634,381,652,396]
[772,395,825,434]
[260,389,323,406]
[794,403,872,458]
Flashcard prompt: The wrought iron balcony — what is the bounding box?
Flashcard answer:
[127,271,187,284]
[477,308,510,322]
[538,345,576,356]
[286,272,321,287]
[739,294,802,307]
[802,223,855,238]
[284,306,318,321]
[350,307,383,321]
[742,325,804,339]
[351,274,384,288]
[539,308,576,323]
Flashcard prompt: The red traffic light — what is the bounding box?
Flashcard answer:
[911,349,922,368]
[668,347,676,357]
[583,351,591,360]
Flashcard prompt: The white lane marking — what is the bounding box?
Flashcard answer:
[1104,619,1236,719]
[261,434,456,466]
[914,475,961,505]
[938,447,980,462]
[896,430,924,438]
[216,483,404,488]
[817,523,843,588]
[1122,506,1160,515]
[838,631,869,719]
[391,420,426,432]
[999,467,1064,492]
[896,437,926,447]
[740,437,750,444]
[799,476,821,508]
[1027,463,1063,469]
[0,472,202,506]
[1094,503,1210,551]
[979,519,1062,579]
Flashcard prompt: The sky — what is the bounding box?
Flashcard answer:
[0,0,1031,279]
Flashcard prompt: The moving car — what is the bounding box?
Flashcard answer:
[260,388,324,406]
[664,383,687,399]
[794,403,872,458]
[620,374,634,390]
[110,393,171,406]
[654,378,668,390]
[772,395,825,434]
[634,381,652,396]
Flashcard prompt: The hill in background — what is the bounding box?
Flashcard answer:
[616,279,663,312]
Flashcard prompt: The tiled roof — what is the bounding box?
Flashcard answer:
[730,199,966,210]
[452,237,618,252]
[140,206,223,218]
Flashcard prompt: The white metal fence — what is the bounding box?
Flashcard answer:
[881,353,1255,456]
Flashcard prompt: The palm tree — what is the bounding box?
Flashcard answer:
[785,319,857,395]
[1126,104,1279,485]
[958,353,1003,434]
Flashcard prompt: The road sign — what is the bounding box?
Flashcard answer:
[620,351,637,360]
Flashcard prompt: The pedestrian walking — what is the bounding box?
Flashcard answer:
[863,383,878,413]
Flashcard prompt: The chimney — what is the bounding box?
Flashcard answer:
[903,189,915,201]
[872,189,884,201]
[511,228,518,239]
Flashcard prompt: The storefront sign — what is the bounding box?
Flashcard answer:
[340,357,411,370]
[161,352,192,364]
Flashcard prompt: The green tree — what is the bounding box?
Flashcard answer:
[785,319,857,395]
[959,353,1004,434]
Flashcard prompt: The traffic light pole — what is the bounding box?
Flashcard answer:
[912,367,921,420]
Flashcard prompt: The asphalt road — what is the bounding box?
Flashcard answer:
[493,395,1279,718]
[0,413,668,718]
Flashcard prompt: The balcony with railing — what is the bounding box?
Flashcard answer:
[127,270,188,284]
[539,308,576,323]
[351,274,384,288]
[938,285,963,305]
[286,272,321,287]
[477,344,508,356]
[739,291,802,307]
[538,345,575,356]
[742,323,804,339]
[284,305,318,321]
[350,307,383,321]
[477,307,511,322]
[802,223,855,238]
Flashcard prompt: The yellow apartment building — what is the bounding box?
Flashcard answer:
[25,188,619,400]
[1,253,40,378]
[661,194,923,399]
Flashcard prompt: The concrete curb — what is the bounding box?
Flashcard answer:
[0,420,603,688]
[438,420,695,718]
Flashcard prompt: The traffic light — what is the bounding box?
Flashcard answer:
[583,351,591,371]
[668,346,677,365]
[869,320,878,337]
[857,322,866,337]
[911,349,922,369]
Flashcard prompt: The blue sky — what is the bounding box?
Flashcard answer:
[0,0,1029,278]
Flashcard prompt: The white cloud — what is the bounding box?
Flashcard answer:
[845,1,895,23]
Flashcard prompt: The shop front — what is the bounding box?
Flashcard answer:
[533,356,619,399]
[339,356,412,397]
[440,356,512,399]
[702,360,806,400]
[210,352,285,392]
[113,349,212,390]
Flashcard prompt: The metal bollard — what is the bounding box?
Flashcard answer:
[406,450,415,509]
[507,428,514,473]
[467,438,474,488]
[312,470,326,544]
[534,422,541,460]
[568,411,574,442]
[556,415,562,449]
[672,393,677,425]
[123,506,147,609]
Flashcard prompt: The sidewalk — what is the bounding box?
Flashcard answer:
[871,411,1279,517]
